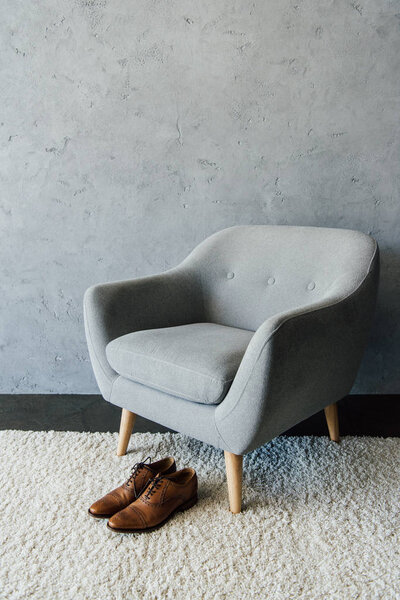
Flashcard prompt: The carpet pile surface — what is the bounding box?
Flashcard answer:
[0,431,399,599]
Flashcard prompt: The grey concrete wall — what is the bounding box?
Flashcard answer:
[1,0,399,394]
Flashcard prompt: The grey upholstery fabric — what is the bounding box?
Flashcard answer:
[106,323,254,405]
[111,376,222,449]
[84,225,379,454]
[183,225,378,331]
[84,270,203,400]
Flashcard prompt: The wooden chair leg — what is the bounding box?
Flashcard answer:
[224,451,243,514]
[117,409,136,456]
[324,403,340,442]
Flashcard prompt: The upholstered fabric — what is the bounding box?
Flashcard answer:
[106,323,253,405]
[215,261,379,453]
[83,270,203,401]
[111,376,222,448]
[84,225,379,454]
[183,225,378,331]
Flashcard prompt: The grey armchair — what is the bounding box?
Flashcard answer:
[84,225,379,513]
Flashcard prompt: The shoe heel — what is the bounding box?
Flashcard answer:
[179,495,198,512]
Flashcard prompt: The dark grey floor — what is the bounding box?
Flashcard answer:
[1,394,399,436]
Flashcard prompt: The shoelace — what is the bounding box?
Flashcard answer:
[144,475,163,500]
[125,456,152,499]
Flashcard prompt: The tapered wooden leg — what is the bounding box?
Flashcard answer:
[324,403,340,442]
[224,451,243,514]
[117,409,136,456]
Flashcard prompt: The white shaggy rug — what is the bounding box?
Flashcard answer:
[0,432,399,600]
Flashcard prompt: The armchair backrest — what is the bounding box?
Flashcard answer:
[184,225,378,331]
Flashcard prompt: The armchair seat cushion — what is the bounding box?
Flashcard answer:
[106,323,253,405]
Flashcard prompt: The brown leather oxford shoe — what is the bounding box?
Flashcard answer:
[107,467,198,533]
[88,457,176,519]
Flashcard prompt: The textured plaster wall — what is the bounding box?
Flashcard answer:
[1,0,399,394]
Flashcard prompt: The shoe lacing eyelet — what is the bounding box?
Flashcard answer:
[144,476,163,500]
[125,456,152,498]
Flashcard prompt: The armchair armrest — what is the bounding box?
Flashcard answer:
[215,251,379,455]
[84,267,202,400]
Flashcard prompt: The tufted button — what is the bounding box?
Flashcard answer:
[227,272,235,279]
[267,277,275,285]
[307,281,316,291]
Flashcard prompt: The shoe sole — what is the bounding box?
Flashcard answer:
[106,495,198,533]
[88,509,113,520]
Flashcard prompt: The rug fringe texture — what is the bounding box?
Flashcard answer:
[0,431,399,600]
